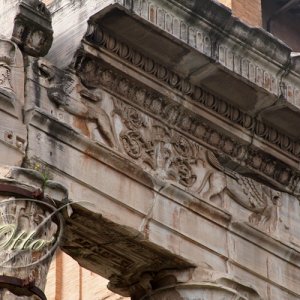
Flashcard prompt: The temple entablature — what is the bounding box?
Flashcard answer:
[2,0,300,299]
[31,0,300,198]
[45,0,300,147]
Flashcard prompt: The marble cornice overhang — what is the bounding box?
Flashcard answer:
[87,0,300,133]
[46,0,300,137]
[44,0,300,193]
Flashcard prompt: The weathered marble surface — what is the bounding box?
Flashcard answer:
[24,51,300,297]
[45,0,300,143]
[25,99,300,298]
[1,0,300,299]
[0,39,26,167]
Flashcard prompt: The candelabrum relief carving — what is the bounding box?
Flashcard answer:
[113,97,281,233]
[113,97,200,187]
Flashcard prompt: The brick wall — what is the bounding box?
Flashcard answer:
[43,0,53,5]
[45,251,128,300]
[232,0,262,27]
[218,0,232,8]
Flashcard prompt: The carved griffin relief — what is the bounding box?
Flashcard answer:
[42,58,283,233]
[43,65,117,148]
[197,150,281,232]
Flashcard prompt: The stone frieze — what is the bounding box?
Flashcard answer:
[72,53,300,198]
[85,27,300,160]
[36,57,287,236]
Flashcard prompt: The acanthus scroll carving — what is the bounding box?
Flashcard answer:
[112,97,282,232]
[85,27,300,159]
[42,56,287,233]
[75,54,300,196]
[113,98,199,187]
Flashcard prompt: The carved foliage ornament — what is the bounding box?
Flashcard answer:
[85,27,300,158]
[113,90,282,233]
[75,54,300,195]
[114,98,197,187]
[41,52,287,233]
[12,1,53,57]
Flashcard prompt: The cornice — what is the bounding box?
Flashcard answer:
[75,29,300,197]
[113,0,300,102]
[44,0,300,135]
[84,28,300,161]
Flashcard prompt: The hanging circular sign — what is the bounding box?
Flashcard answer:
[0,198,64,269]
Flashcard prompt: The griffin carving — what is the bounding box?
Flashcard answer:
[197,151,281,232]
[43,65,117,148]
